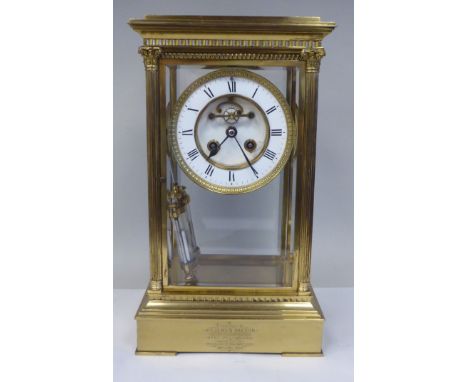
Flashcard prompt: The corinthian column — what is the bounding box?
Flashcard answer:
[138,46,163,291]
[297,44,325,294]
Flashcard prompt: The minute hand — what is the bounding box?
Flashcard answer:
[233,136,259,178]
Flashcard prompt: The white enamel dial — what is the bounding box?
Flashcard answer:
[170,69,295,194]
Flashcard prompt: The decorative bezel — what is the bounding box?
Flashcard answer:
[169,68,296,194]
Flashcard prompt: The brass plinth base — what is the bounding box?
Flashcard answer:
[135,290,324,355]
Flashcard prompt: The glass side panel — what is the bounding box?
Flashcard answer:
[164,64,298,287]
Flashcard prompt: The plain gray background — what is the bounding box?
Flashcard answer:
[114,0,353,288]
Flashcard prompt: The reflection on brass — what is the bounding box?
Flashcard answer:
[129,15,335,356]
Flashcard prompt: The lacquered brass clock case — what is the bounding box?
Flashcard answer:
[169,69,296,194]
[129,15,336,356]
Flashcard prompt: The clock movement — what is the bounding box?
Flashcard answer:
[128,15,335,356]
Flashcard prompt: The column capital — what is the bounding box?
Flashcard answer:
[300,46,326,73]
[138,46,162,71]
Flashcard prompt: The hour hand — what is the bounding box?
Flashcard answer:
[208,136,229,158]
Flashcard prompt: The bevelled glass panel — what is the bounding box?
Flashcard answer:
[164,64,298,287]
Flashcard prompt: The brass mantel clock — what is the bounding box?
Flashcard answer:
[129,15,335,356]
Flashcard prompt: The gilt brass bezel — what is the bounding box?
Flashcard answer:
[169,68,296,194]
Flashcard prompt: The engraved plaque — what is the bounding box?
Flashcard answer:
[205,321,257,351]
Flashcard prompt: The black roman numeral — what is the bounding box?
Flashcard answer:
[265,106,277,115]
[205,164,214,176]
[229,171,235,182]
[251,87,259,99]
[187,148,199,161]
[227,78,236,93]
[264,149,276,161]
[271,129,283,136]
[187,107,199,112]
[203,87,214,98]
[181,129,193,135]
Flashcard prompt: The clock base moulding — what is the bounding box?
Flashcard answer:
[135,288,324,356]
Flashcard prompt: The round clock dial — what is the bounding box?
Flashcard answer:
[170,69,295,194]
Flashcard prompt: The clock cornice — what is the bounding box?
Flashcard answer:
[129,15,335,47]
